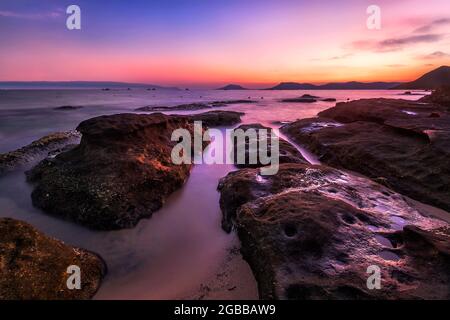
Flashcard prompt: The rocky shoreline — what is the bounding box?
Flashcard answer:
[0,109,246,299]
[1,89,450,299]
[280,96,450,212]
[217,88,450,299]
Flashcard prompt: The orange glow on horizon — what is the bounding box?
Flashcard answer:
[0,0,449,87]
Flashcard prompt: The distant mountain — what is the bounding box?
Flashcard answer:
[319,81,400,90]
[268,81,400,90]
[395,66,450,90]
[268,82,317,90]
[217,84,248,90]
[0,81,180,90]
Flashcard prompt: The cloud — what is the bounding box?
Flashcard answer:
[310,53,353,61]
[420,51,450,59]
[386,64,406,68]
[0,10,62,20]
[413,18,450,33]
[329,53,353,60]
[352,34,444,52]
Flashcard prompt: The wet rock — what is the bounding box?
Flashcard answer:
[271,120,292,126]
[135,99,257,112]
[281,97,317,103]
[54,105,83,111]
[419,86,450,108]
[27,113,199,230]
[399,91,423,96]
[281,98,450,212]
[429,112,440,118]
[218,163,450,299]
[135,104,208,111]
[231,124,307,169]
[187,111,244,127]
[0,131,81,176]
[0,218,106,300]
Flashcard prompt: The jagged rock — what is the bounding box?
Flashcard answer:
[281,98,450,212]
[0,218,106,300]
[187,110,244,127]
[27,113,199,230]
[218,163,450,299]
[0,131,81,176]
[231,123,307,169]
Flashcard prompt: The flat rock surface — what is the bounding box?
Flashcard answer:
[218,163,450,299]
[0,218,106,300]
[27,113,198,230]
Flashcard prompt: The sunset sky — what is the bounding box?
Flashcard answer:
[0,0,449,88]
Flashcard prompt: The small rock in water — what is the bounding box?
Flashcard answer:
[54,105,83,111]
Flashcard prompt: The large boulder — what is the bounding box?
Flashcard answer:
[281,98,450,212]
[218,163,450,299]
[0,131,80,176]
[187,110,244,127]
[0,218,106,300]
[27,113,198,230]
[232,123,307,169]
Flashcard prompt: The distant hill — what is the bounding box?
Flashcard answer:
[395,66,450,90]
[217,84,248,90]
[268,82,317,90]
[267,81,400,90]
[0,81,180,90]
[319,81,400,90]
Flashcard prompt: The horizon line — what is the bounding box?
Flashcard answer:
[1,64,447,89]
